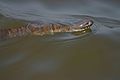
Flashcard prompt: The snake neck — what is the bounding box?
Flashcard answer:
[29,23,72,35]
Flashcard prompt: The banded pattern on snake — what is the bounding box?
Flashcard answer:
[0,19,93,40]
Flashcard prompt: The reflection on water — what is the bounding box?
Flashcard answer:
[0,0,120,80]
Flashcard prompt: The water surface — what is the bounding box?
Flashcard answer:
[0,0,120,80]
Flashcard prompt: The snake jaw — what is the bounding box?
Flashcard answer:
[71,19,93,32]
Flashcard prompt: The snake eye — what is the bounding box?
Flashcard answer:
[85,22,89,26]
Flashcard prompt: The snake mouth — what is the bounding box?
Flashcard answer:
[72,26,90,31]
[71,24,93,36]
[72,25,92,34]
[71,19,93,33]
[71,26,92,36]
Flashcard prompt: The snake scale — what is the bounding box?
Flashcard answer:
[0,19,93,40]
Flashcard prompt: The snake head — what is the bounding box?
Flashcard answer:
[71,19,93,32]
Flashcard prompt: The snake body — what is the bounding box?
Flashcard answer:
[0,19,93,40]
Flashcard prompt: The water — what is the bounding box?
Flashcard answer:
[0,0,120,80]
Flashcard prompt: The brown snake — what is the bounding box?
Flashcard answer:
[0,19,93,40]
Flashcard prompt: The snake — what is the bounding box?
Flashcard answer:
[0,18,93,40]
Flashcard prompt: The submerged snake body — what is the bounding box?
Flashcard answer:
[0,19,93,40]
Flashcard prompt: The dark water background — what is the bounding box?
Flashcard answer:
[0,0,120,80]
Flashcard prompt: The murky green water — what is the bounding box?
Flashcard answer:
[0,0,120,80]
